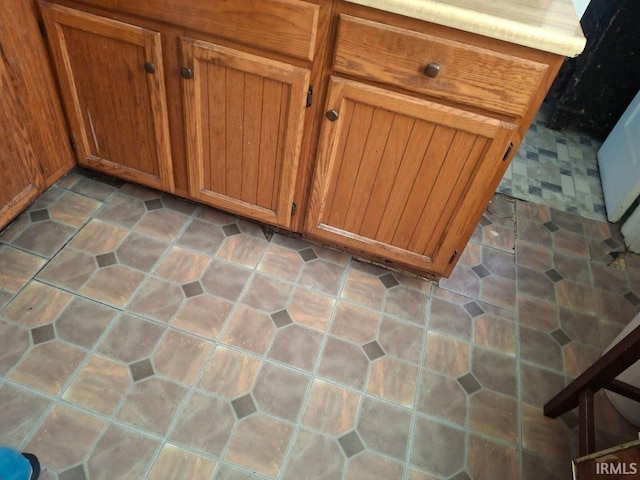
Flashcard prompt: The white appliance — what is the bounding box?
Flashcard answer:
[598,89,640,251]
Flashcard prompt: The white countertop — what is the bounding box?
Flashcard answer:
[345,0,586,57]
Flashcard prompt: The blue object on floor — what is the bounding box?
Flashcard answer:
[0,447,39,480]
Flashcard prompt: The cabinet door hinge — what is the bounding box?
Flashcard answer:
[291,202,297,216]
[502,142,514,162]
[448,249,458,265]
[69,137,76,151]
[306,87,313,108]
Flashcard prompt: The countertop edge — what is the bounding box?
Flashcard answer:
[344,0,587,57]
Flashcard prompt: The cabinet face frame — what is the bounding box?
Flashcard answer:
[181,38,310,228]
[39,1,175,191]
[305,76,516,275]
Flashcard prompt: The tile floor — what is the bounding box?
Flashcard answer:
[498,104,608,222]
[0,164,639,480]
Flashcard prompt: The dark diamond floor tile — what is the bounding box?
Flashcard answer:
[550,329,571,346]
[464,301,484,317]
[31,324,55,344]
[299,248,318,262]
[457,373,482,394]
[30,209,50,222]
[379,273,399,289]
[231,394,257,420]
[545,269,563,283]
[96,252,117,268]
[543,221,559,233]
[222,224,241,236]
[182,281,204,298]
[362,340,385,360]
[338,431,365,458]
[271,310,293,328]
[144,198,163,211]
[59,464,87,480]
[624,291,640,306]
[471,264,491,279]
[129,359,154,381]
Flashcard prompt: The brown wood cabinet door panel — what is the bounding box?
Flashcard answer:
[334,15,548,118]
[40,2,174,191]
[305,77,516,272]
[182,38,309,228]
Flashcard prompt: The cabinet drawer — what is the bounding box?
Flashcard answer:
[67,0,319,61]
[333,15,548,117]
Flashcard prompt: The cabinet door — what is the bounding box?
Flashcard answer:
[181,38,310,228]
[305,77,516,276]
[40,2,174,191]
[0,55,44,226]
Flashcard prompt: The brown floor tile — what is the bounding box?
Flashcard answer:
[357,397,411,460]
[13,220,77,257]
[317,336,370,389]
[0,290,13,311]
[378,316,424,364]
[63,354,131,415]
[385,286,429,325]
[26,404,104,471]
[0,246,46,292]
[172,294,234,340]
[563,342,601,377]
[253,362,310,422]
[97,313,165,363]
[225,413,293,478]
[553,230,589,257]
[517,265,557,302]
[479,275,516,310]
[267,324,323,372]
[471,347,517,398]
[417,370,467,426]
[591,262,629,293]
[468,389,518,443]
[241,273,292,313]
[128,277,184,323]
[560,308,601,347]
[36,248,97,290]
[48,191,102,227]
[302,379,360,435]
[257,244,303,282]
[519,326,564,372]
[69,175,119,201]
[298,260,345,296]
[94,193,146,227]
[0,321,30,375]
[198,346,260,398]
[177,218,225,256]
[410,416,465,477]
[214,464,260,480]
[80,265,145,307]
[200,260,252,302]
[147,444,217,480]
[155,246,210,284]
[283,429,344,480]
[522,450,570,480]
[217,234,267,269]
[366,356,418,407]
[428,291,473,341]
[134,209,189,241]
[594,287,637,325]
[439,265,481,300]
[153,330,212,384]
[481,221,515,252]
[518,294,559,332]
[521,404,571,461]
[3,281,72,328]
[553,252,592,285]
[287,287,335,332]
[516,240,553,271]
[467,434,519,480]
[116,377,187,436]
[113,232,167,272]
[0,384,51,446]
[170,392,236,456]
[222,305,275,354]
[473,309,515,355]
[55,296,117,349]
[341,269,385,310]
[517,218,553,248]
[424,331,470,376]
[10,341,85,395]
[482,245,516,279]
[555,280,596,314]
[345,452,404,480]
[87,425,159,480]
[406,468,440,480]
[331,301,380,343]
[520,362,566,408]
[69,219,127,254]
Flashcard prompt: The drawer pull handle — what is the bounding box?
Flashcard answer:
[144,62,156,74]
[326,110,339,122]
[423,63,441,78]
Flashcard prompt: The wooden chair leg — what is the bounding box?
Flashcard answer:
[579,388,595,456]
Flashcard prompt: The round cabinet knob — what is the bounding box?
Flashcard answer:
[423,63,440,78]
[144,62,156,74]
[326,110,339,122]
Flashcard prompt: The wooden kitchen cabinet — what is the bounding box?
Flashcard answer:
[0,0,74,229]
[305,77,516,278]
[181,39,310,228]
[39,2,174,191]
